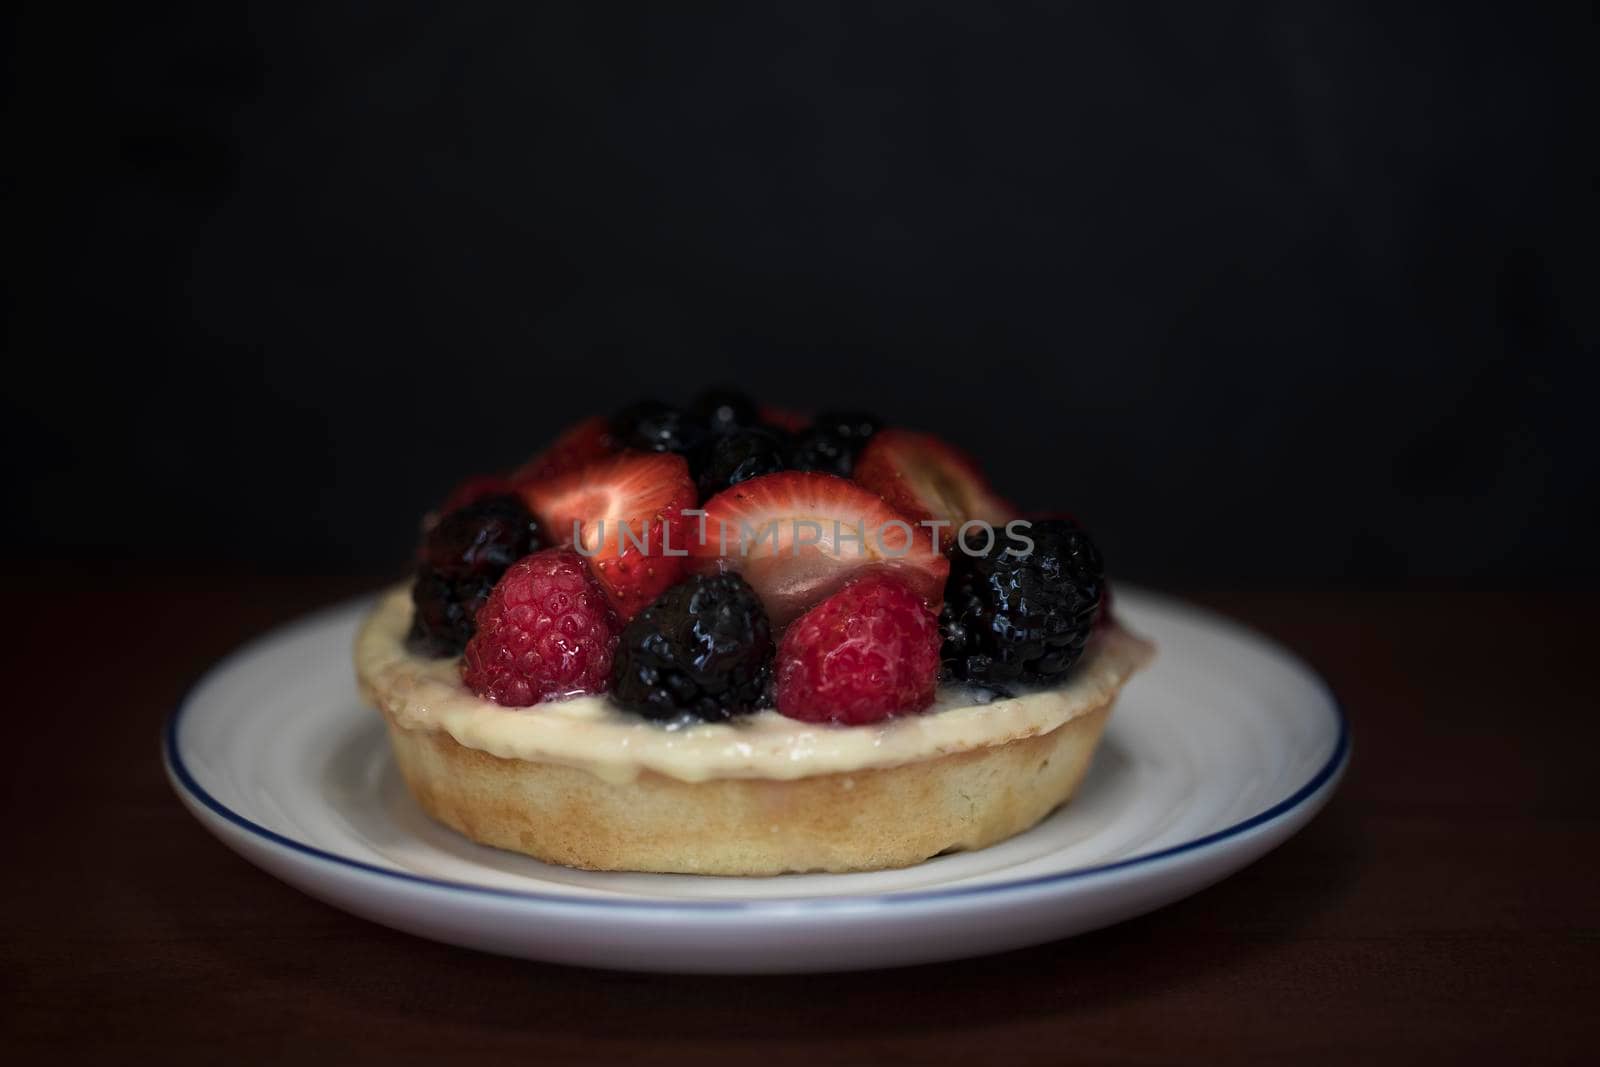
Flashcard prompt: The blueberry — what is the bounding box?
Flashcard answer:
[696,426,790,497]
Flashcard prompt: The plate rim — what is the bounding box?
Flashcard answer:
[164,588,1350,914]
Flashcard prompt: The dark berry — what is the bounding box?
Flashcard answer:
[787,410,883,478]
[409,494,541,656]
[695,426,790,498]
[939,519,1104,687]
[609,400,710,457]
[408,568,497,657]
[611,573,775,722]
[420,494,541,578]
[689,388,760,436]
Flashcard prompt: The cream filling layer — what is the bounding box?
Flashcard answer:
[355,585,1153,784]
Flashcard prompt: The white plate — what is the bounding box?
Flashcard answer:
[165,588,1347,973]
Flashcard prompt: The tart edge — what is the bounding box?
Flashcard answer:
[379,698,1117,874]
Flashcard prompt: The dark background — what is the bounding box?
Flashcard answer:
[5,2,1593,587]
[4,10,1597,1061]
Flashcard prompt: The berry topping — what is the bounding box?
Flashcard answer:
[690,471,949,629]
[689,388,760,436]
[775,573,942,725]
[419,494,541,578]
[608,400,710,458]
[408,494,542,657]
[610,573,775,721]
[520,452,697,622]
[786,411,882,478]
[852,429,1016,552]
[510,416,616,486]
[461,549,619,707]
[695,426,790,498]
[939,519,1104,687]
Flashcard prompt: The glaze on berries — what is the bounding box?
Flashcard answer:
[695,426,789,498]
[461,549,619,706]
[608,399,709,458]
[776,573,942,725]
[939,519,1103,687]
[409,494,541,656]
[610,574,774,721]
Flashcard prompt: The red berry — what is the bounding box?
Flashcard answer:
[461,549,619,707]
[690,471,948,630]
[775,573,942,725]
[519,452,696,622]
[510,416,616,486]
[852,429,1015,552]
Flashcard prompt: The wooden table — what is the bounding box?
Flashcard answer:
[5,574,1595,1063]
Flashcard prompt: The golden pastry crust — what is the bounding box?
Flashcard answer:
[380,700,1114,874]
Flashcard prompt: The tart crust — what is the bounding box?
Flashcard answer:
[358,591,1153,875]
[380,701,1114,875]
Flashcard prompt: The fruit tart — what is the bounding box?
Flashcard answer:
[355,391,1154,875]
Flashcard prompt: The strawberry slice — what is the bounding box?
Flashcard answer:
[520,452,696,621]
[510,416,616,486]
[690,471,949,629]
[852,429,1016,552]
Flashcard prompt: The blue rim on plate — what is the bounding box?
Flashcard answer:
[164,594,1350,913]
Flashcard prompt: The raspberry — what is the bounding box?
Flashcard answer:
[610,574,774,721]
[408,494,542,656]
[461,549,619,707]
[939,518,1103,687]
[775,573,941,725]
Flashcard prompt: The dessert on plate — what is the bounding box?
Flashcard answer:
[355,391,1154,875]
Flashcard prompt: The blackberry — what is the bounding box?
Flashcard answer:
[787,410,882,477]
[408,568,497,657]
[609,399,709,457]
[688,388,760,436]
[409,494,541,657]
[611,573,774,721]
[421,494,540,579]
[939,519,1104,687]
[695,426,789,498]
